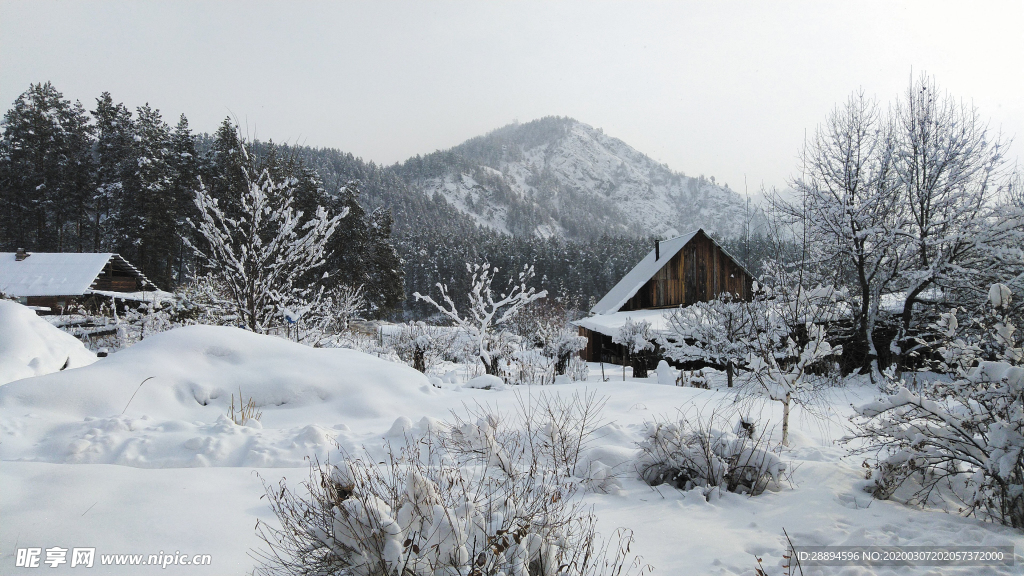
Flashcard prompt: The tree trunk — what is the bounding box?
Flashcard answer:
[895,282,927,375]
[483,355,501,376]
[781,392,791,447]
[631,352,649,379]
[555,352,570,376]
[413,347,426,373]
[726,362,734,388]
[856,263,877,379]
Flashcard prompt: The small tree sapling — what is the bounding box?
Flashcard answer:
[613,318,654,379]
[186,135,344,334]
[660,292,756,388]
[414,263,547,377]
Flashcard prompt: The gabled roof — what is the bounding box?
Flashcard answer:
[589,229,752,315]
[590,230,700,315]
[0,253,155,297]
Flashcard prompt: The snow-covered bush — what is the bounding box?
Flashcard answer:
[284,284,368,346]
[387,322,457,373]
[847,285,1024,528]
[636,410,785,497]
[563,354,589,383]
[510,301,588,377]
[678,369,709,389]
[503,301,588,385]
[255,392,646,576]
[612,318,654,378]
[164,274,236,327]
[509,345,556,385]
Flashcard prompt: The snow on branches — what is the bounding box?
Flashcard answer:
[414,263,547,377]
[847,285,1024,528]
[186,139,344,334]
[660,292,755,388]
[254,394,646,576]
[636,408,786,498]
[744,284,845,447]
[612,318,654,378]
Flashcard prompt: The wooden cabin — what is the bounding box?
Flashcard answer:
[0,249,159,313]
[575,229,753,363]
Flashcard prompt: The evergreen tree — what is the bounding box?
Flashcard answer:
[120,104,175,287]
[91,92,135,251]
[202,118,247,209]
[168,114,200,281]
[0,82,93,251]
[365,206,405,315]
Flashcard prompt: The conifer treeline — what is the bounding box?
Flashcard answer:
[0,82,652,318]
[0,82,405,314]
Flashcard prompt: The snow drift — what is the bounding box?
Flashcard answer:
[0,324,434,420]
[0,300,96,385]
[0,325,441,467]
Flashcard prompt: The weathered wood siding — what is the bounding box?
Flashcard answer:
[580,327,629,364]
[90,260,142,292]
[91,276,140,291]
[620,230,751,311]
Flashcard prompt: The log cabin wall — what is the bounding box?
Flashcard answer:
[579,327,628,364]
[90,260,142,292]
[620,231,751,312]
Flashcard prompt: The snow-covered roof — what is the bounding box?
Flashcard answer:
[590,230,701,315]
[590,228,754,315]
[0,253,155,297]
[574,309,676,337]
[878,288,946,313]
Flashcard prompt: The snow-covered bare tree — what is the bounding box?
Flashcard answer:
[319,284,366,334]
[186,137,345,334]
[1006,170,1024,211]
[743,275,845,447]
[613,318,654,379]
[788,90,904,377]
[847,285,1024,527]
[286,284,367,346]
[660,292,756,388]
[414,263,547,376]
[891,73,1017,362]
[747,318,842,447]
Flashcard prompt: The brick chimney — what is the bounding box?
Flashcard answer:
[15,248,28,261]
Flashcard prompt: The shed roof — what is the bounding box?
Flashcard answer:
[0,252,155,297]
[574,308,676,338]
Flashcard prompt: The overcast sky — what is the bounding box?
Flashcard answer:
[2,1,1022,194]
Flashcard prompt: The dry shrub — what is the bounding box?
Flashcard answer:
[227,387,262,425]
[254,392,647,576]
[636,408,786,497]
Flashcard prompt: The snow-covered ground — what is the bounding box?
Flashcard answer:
[1,314,1022,574]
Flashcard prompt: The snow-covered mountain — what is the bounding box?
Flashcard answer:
[396,117,754,240]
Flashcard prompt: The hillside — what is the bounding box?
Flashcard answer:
[395,117,755,241]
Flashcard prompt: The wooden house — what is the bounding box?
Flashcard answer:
[575,229,753,364]
[0,249,161,313]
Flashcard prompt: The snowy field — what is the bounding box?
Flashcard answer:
[1,308,1022,575]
